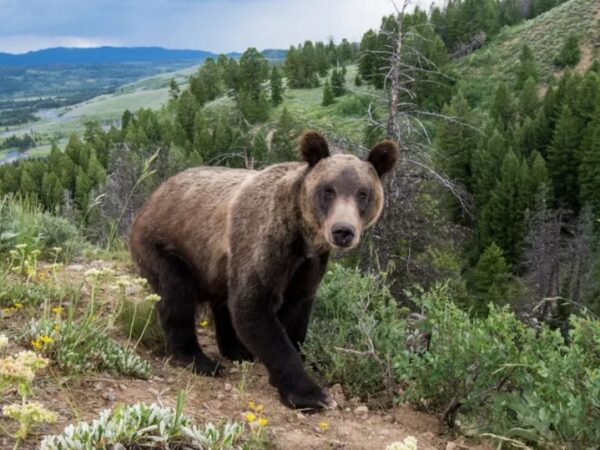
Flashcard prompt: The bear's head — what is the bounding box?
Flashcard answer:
[299,131,398,250]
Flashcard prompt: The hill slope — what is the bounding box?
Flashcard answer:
[454,0,600,104]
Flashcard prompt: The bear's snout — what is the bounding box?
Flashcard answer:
[331,222,356,248]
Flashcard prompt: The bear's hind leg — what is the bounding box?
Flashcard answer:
[145,246,221,376]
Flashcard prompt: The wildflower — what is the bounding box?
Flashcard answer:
[3,401,57,439]
[245,412,256,422]
[51,247,62,254]
[0,334,8,350]
[132,277,148,286]
[39,336,54,345]
[199,320,209,328]
[386,436,418,450]
[257,417,268,427]
[145,293,161,303]
[52,306,64,315]
[248,400,256,410]
[15,351,49,370]
[247,400,264,412]
[318,421,329,431]
[53,324,61,333]
[2,307,17,316]
[31,339,43,351]
[84,268,102,278]
[15,244,27,250]
[14,303,23,309]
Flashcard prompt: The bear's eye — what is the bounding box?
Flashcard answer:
[357,190,368,202]
[323,187,335,199]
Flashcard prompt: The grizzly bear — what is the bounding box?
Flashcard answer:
[129,131,398,409]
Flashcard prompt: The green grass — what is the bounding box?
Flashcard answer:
[454,0,599,107]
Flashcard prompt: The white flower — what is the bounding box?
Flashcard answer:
[0,334,8,350]
[386,436,418,450]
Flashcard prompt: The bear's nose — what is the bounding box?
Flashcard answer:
[331,223,356,248]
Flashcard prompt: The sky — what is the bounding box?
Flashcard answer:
[0,0,441,54]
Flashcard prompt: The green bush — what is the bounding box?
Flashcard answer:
[335,94,371,117]
[395,285,600,449]
[303,264,406,400]
[0,195,88,259]
[554,34,581,68]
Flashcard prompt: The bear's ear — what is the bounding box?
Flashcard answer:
[299,131,330,167]
[367,140,399,177]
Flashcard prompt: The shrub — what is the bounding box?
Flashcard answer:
[0,195,88,260]
[303,264,406,401]
[335,94,371,117]
[554,34,581,68]
[394,285,600,449]
[40,392,251,450]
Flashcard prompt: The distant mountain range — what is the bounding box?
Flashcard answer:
[0,46,285,67]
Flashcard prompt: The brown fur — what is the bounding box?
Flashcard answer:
[129,131,398,409]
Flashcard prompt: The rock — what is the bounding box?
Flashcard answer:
[223,383,233,392]
[118,384,128,391]
[446,442,457,450]
[148,388,160,397]
[353,405,369,415]
[296,412,306,420]
[216,392,225,400]
[330,383,346,408]
[103,390,116,402]
[383,414,394,422]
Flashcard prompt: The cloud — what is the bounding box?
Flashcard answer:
[0,0,442,53]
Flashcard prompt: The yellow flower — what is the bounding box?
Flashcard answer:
[258,417,269,427]
[53,324,61,333]
[51,306,64,315]
[31,339,43,351]
[199,320,209,328]
[245,412,256,422]
[248,400,256,410]
[319,421,329,431]
[14,303,23,309]
[39,336,53,345]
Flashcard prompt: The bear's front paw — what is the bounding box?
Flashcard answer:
[278,381,331,411]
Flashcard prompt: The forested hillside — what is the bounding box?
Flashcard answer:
[1,0,600,448]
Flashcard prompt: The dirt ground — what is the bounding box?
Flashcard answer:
[0,260,493,450]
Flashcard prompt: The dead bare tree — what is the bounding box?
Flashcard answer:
[357,0,473,292]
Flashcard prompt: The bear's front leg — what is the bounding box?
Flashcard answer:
[229,280,329,410]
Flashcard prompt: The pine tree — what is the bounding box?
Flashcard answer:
[518,77,540,120]
[478,150,530,266]
[468,242,511,316]
[322,80,335,106]
[547,105,582,210]
[269,67,284,106]
[271,108,301,162]
[168,78,180,99]
[472,129,508,209]
[19,169,36,196]
[251,130,269,167]
[529,150,552,202]
[579,107,600,218]
[330,69,346,97]
[435,92,478,221]
[491,82,516,131]
[516,45,538,89]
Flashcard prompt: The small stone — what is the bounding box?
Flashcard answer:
[330,383,346,408]
[118,384,128,391]
[103,390,116,402]
[223,383,233,392]
[383,414,394,422]
[353,405,369,415]
[216,392,225,400]
[296,412,306,420]
[148,388,160,397]
[446,442,457,450]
